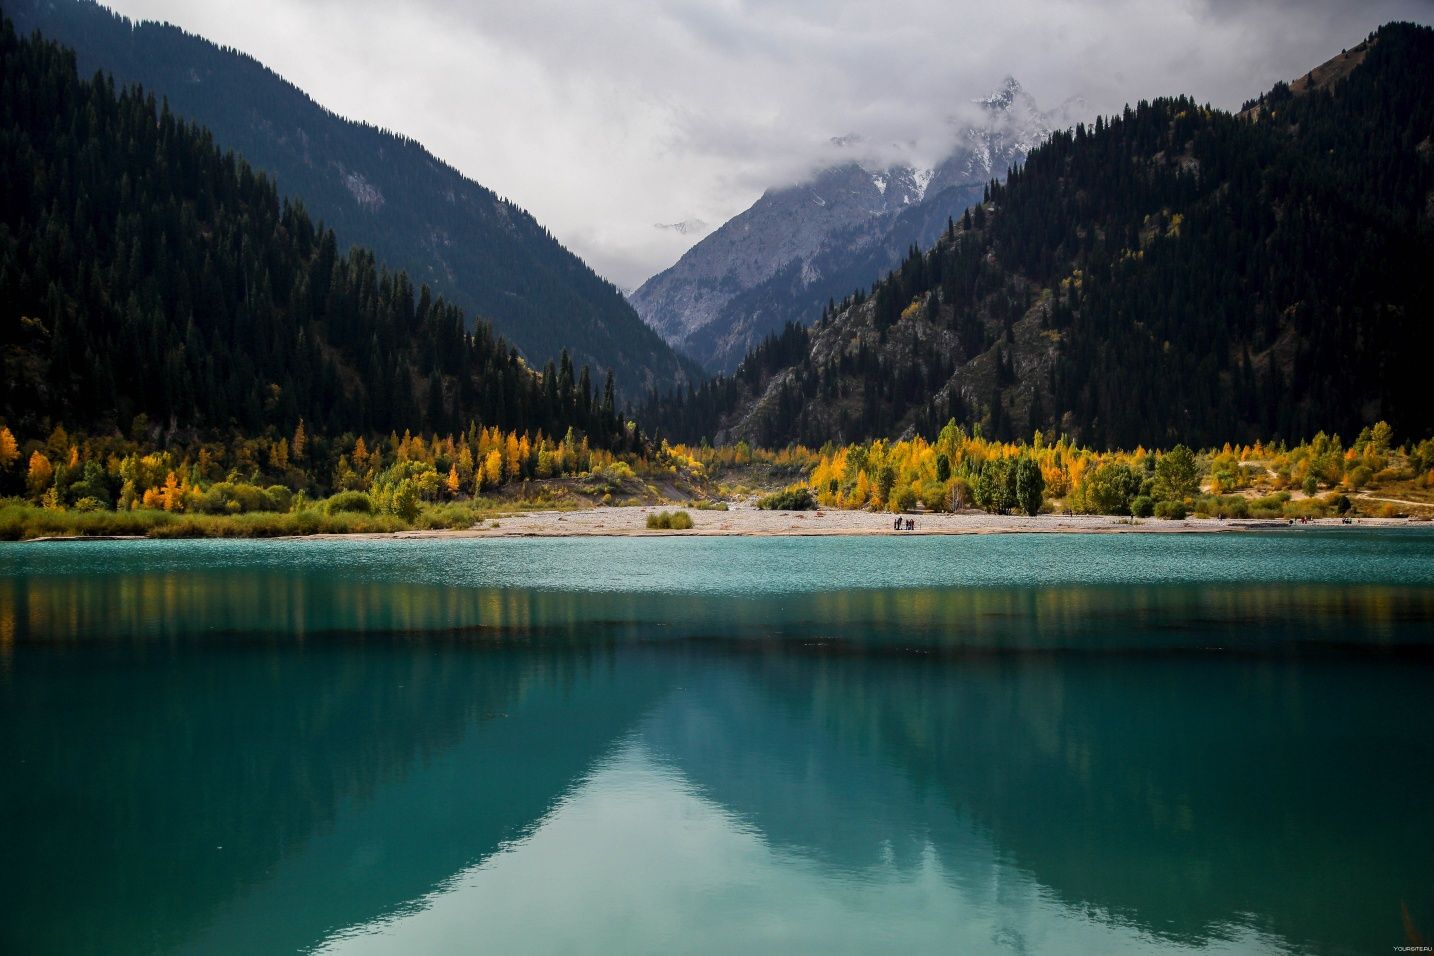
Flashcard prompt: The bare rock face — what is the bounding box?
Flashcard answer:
[631,78,1073,373]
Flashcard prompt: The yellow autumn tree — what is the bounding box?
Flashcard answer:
[504,432,522,481]
[850,470,872,509]
[26,451,53,498]
[482,450,503,490]
[446,464,461,497]
[160,471,184,512]
[0,426,18,470]
[292,420,307,461]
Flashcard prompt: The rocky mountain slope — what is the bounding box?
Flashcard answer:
[643,23,1434,449]
[630,77,1068,373]
[8,0,698,397]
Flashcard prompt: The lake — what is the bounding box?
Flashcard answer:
[2,531,1432,954]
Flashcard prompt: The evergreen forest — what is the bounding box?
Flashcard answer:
[0,19,630,450]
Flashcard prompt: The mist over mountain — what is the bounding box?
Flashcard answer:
[642,23,1434,449]
[7,0,699,397]
[630,78,1075,374]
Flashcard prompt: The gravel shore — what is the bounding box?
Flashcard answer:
[393,501,1417,538]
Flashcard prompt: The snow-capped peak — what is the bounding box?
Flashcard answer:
[911,166,935,202]
[980,76,1024,111]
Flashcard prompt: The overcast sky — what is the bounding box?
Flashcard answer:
[103,0,1433,288]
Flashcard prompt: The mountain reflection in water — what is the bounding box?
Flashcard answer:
[1,533,1431,954]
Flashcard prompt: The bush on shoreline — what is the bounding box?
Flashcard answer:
[0,498,475,540]
[757,486,815,511]
[325,491,374,515]
[646,510,694,530]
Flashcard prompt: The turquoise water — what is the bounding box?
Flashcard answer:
[1,531,1432,954]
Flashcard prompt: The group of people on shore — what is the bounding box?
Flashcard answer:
[893,516,916,532]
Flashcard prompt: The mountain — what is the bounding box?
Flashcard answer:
[0,17,633,449]
[630,77,1066,373]
[6,0,697,397]
[643,22,1434,449]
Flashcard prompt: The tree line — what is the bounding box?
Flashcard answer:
[788,419,1432,520]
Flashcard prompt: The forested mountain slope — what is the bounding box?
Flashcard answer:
[6,0,697,396]
[644,23,1434,449]
[0,19,633,449]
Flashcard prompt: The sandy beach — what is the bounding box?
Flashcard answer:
[395,501,1421,538]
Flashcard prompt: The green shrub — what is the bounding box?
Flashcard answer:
[264,485,294,513]
[1243,494,1286,519]
[757,486,815,510]
[232,483,269,512]
[416,502,482,530]
[194,481,274,514]
[1154,500,1188,520]
[1073,462,1140,515]
[920,482,950,513]
[326,490,374,514]
[1130,495,1154,518]
[390,481,421,522]
[1344,465,1373,490]
[65,463,115,509]
[0,502,169,539]
[646,510,695,530]
[0,500,429,540]
[144,509,407,538]
[597,461,635,481]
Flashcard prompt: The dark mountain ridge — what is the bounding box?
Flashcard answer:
[643,22,1434,449]
[0,17,633,449]
[6,0,698,397]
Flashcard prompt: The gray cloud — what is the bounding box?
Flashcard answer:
[104,0,1433,287]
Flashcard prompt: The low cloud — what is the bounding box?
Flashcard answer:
[106,0,1432,287]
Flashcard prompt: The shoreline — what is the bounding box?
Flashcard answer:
[13,503,1426,543]
[391,504,1420,539]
